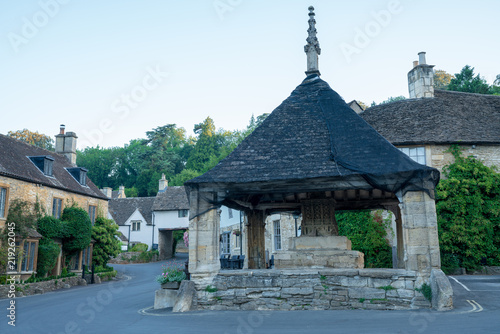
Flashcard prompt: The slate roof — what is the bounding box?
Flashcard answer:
[186,75,439,197]
[0,134,107,200]
[152,186,189,211]
[360,90,500,145]
[108,197,156,226]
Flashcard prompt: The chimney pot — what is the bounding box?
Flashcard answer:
[60,124,65,135]
[418,51,426,65]
[413,60,419,68]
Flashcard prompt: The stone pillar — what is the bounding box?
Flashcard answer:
[188,190,220,275]
[246,210,266,269]
[400,191,441,273]
[386,205,405,269]
[158,230,173,260]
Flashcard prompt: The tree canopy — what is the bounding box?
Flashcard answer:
[447,65,492,94]
[8,129,54,150]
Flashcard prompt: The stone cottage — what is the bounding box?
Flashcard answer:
[360,52,500,173]
[0,125,108,280]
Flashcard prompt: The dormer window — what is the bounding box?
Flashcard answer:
[29,156,54,176]
[67,167,88,186]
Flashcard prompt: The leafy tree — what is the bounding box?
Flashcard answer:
[1,199,41,240]
[76,146,121,189]
[370,96,406,107]
[434,70,454,90]
[436,146,500,272]
[91,217,121,267]
[447,65,492,94]
[336,210,393,268]
[170,169,202,186]
[8,129,54,150]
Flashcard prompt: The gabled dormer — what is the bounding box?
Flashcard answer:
[67,167,88,186]
[29,156,55,177]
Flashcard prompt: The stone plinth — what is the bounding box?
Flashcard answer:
[274,236,364,269]
[154,289,179,309]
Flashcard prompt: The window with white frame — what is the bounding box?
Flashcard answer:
[399,147,426,165]
[132,220,141,231]
[221,232,230,254]
[0,187,7,218]
[273,220,282,251]
[178,209,188,218]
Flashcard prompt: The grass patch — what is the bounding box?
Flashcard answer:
[378,285,396,291]
[204,285,218,293]
[415,283,432,302]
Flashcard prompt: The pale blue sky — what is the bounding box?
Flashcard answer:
[1,0,498,149]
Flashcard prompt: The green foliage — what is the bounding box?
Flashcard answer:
[137,250,159,263]
[1,199,41,240]
[36,238,61,277]
[359,298,366,303]
[61,205,92,255]
[92,217,121,267]
[436,145,500,271]
[169,169,201,186]
[98,270,117,281]
[378,285,396,291]
[23,271,75,284]
[204,285,218,293]
[156,267,186,284]
[336,210,393,268]
[37,216,66,239]
[130,243,149,252]
[415,283,432,302]
[447,65,492,94]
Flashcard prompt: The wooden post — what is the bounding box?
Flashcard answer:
[246,210,266,269]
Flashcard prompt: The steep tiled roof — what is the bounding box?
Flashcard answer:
[360,90,500,145]
[108,197,156,226]
[152,187,189,211]
[0,134,107,200]
[186,76,439,198]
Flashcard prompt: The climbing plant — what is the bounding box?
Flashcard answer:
[336,210,393,268]
[36,238,61,277]
[436,145,500,272]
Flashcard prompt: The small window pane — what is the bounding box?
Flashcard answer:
[22,242,28,271]
[29,242,36,271]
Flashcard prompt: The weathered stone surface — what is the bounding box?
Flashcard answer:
[347,287,385,299]
[154,288,178,309]
[430,269,453,311]
[173,280,196,313]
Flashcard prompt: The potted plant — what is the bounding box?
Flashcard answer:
[156,266,186,289]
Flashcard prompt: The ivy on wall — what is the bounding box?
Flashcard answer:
[436,145,500,272]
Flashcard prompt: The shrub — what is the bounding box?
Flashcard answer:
[130,243,148,252]
[92,217,121,267]
[36,238,60,277]
[37,216,66,239]
[138,250,158,263]
[336,210,393,268]
[61,205,92,255]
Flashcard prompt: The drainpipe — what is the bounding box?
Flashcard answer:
[127,225,131,250]
[152,212,156,250]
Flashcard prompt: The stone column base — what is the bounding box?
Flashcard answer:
[274,249,364,269]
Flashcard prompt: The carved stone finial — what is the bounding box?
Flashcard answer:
[304,6,321,76]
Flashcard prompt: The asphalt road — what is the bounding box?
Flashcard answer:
[1,256,499,334]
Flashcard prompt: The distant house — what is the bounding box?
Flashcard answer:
[360,52,500,173]
[107,174,189,259]
[0,125,108,280]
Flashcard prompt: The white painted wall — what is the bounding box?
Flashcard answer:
[220,206,241,227]
[154,210,189,231]
[118,209,154,249]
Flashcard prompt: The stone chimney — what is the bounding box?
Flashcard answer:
[55,124,78,164]
[101,187,112,198]
[118,185,126,198]
[408,52,435,98]
[158,173,168,192]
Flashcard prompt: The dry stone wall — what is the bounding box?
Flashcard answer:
[194,269,430,311]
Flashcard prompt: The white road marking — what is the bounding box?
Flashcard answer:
[449,276,471,291]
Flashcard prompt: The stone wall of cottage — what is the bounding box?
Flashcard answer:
[194,269,430,311]
[264,213,302,254]
[427,144,500,174]
[0,175,108,230]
